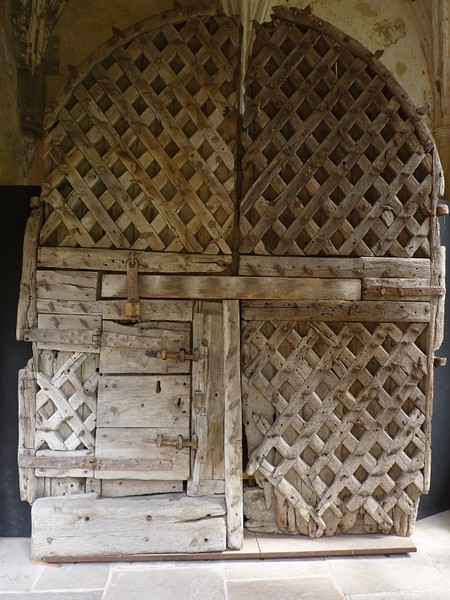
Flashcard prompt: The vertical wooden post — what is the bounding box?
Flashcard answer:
[223,299,243,549]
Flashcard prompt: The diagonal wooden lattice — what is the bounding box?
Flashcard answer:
[242,319,429,536]
[35,352,99,451]
[40,13,239,254]
[240,10,433,258]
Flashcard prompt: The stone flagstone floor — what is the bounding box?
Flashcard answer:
[1,510,450,599]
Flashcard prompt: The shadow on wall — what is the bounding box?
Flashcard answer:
[0,186,449,536]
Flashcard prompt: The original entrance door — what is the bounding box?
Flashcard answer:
[16,5,444,559]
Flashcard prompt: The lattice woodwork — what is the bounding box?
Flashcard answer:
[40,13,239,254]
[36,351,99,451]
[240,10,434,258]
[242,319,429,536]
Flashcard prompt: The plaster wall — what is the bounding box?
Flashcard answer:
[47,0,432,113]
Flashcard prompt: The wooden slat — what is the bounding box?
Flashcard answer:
[239,256,431,279]
[97,375,190,429]
[38,314,101,331]
[38,247,232,273]
[95,428,190,480]
[99,321,191,375]
[17,201,42,339]
[18,361,44,503]
[23,329,100,353]
[31,494,227,558]
[102,300,193,322]
[37,299,103,315]
[188,302,225,497]
[101,480,183,497]
[363,278,441,300]
[36,270,98,301]
[241,301,431,323]
[102,274,361,301]
[223,300,243,550]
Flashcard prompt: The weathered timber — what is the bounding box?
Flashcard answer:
[102,300,193,322]
[239,256,431,279]
[223,300,243,549]
[97,375,190,429]
[38,247,232,273]
[101,480,183,497]
[17,200,42,340]
[23,329,100,353]
[363,279,441,299]
[241,301,431,323]
[31,494,227,558]
[433,246,446,350]
[102,275,361,301]
[99,321,191,374]
[37,299,102,315]
[95,428,190,480]
[188,303,225,497]
[18,361,44,503]
[36,270,98,301]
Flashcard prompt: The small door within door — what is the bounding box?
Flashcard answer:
[96,320,192,482]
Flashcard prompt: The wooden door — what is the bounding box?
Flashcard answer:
[16,6,444,557]
[239,7,444,538]
[96,321,192,482]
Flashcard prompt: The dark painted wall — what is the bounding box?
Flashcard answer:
[0,186,449,536]
[419,215,450,518]
[0,186,35,536]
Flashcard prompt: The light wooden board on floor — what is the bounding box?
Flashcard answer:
[40,530,417,563]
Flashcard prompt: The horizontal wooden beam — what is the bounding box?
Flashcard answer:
[239,256,431,279]
[241,301,431,322]
[38,247,232,273]
[32,494,227,558]
[102,275,362,301]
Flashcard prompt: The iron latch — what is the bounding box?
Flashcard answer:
[156,433,198,450]
[157,348,200,362]
[125,254,141,321]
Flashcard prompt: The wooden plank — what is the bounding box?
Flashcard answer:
[223,300,243,550]
[37,314,101,331]
[95,428,190,480]
[99,321,191,374]
[97,375,190,428]
[22,329,100,354]
[102,275,362,301]
[101,480,183,497]
[239,256,430,279]
[188,302,225,497]
[37,299,102,315]
[363,278,440,300]
[38,247,232,273]
[18,360,44,503]
[102,300,193,321]
[31,494,227,558]
[433,246,446,350]
[36,270,98,301]
[16,201,42,339]
[241,301,431,323]
[35,525,416,563]
[19,450,95,471]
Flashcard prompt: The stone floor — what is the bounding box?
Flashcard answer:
[1,511,450,599]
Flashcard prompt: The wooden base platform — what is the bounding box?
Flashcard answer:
[41,531,417,563]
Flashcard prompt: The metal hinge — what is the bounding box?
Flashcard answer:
[157,348,200,362]
[156,433,198,450]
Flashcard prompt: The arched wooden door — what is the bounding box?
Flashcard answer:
[240,7,444,538]
[17,6,444,558]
